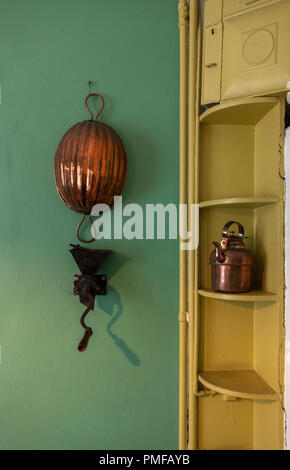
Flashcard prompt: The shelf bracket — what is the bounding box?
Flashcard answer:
[222,394,240,402]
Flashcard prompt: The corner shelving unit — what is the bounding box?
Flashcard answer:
[195,96,285,450]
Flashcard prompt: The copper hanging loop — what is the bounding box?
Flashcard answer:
[76,214,95,243]
[85,93,105,121]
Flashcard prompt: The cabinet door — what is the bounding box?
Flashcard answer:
[221,0,290,101]
[204,0,222,27]
[223,0,272,18]
[201,24,223,105]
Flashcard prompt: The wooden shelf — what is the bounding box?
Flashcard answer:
[198,370,278,401]
[200,97,279,125]
[199,197,279,209]
[198,288,277,302]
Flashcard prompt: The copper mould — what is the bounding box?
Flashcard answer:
[54,93,127,243]
[209,221,254,293]
[70,244,111,351]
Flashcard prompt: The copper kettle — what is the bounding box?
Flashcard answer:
[209,221,254,293]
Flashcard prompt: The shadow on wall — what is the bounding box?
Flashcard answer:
[97,252,141,367]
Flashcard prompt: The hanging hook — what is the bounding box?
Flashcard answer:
[76,214,95,243]
[85,93,105,121]
[78,306,93,352]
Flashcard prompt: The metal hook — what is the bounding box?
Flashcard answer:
[78,306,93,352]
[76,214,95,243]
[85,93,105,121]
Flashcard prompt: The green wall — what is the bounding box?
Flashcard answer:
[0,0,179,449]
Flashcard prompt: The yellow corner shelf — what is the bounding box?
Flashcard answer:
[199,197,279,209]
[198,288,277,302]
[199,97,279,125]
[198,370,278,401]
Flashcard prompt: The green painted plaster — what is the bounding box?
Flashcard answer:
[0,0,179,450]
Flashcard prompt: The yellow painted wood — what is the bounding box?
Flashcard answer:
[200,126,255,202]
[222,0,290,102]
[252,99,285,450]
[204,0,223,27]
[198,395,253,450]
[223,0,272,18]
[182,0,286,450]
[199,197,279,209]
[199,370,278,401]
[201,23,222,105]
[187,0,200,451]
[178,0,189,451]
[200,297,253,371]
[202,1,290,104]
[200,97,279,125]
[199,98,281,202]
[254,401,283,450]
[198,289,277,302]
[196,96,285,450]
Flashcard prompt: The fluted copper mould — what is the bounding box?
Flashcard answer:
[209,221,254,293]
[54,93,127,243]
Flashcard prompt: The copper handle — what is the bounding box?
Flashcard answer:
[222,221,244,239]
[85,93,105,121]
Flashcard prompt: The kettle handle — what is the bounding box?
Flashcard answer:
[222,221,244,239]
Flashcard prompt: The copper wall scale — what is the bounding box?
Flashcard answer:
[54,94,127,351]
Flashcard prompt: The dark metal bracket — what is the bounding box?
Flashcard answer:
[69,244,112,352]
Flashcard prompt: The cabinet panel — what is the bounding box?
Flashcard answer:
[201,24,223,105]
[199,395,253,450]
[221,0,290,101]
[204,0,223,27]
[223,0,272,18]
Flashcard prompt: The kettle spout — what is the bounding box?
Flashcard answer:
[212,241,225,263]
